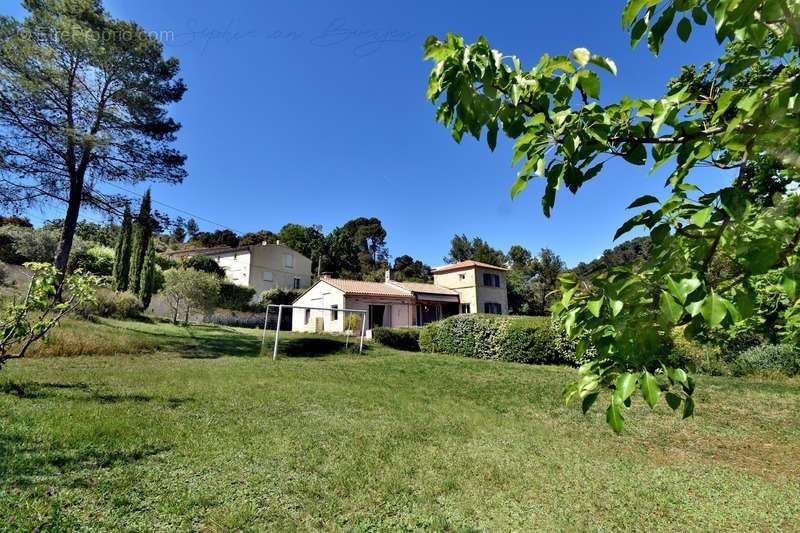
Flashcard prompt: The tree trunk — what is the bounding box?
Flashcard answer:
[54,175,84,273]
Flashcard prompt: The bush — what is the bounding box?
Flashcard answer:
[183,254,225,276]
[218,282,256,311]
[206,314,264,329]
[730,344,800,377]
[260,287,304,306]
[77,288,142,319]
[0,226,86,264]
[0,261,7,286]
[372,327,420,351]
[69,245,115,276]
[418,314,587,365]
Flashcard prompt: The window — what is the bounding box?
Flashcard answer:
[331,304,338,320]
[460,303,471,314]
[304,309,311,324]
[284,254,294,268]
[262,271,273,282]
[293,277,301,289]
[484,302,502,314]
[482,273,500,287]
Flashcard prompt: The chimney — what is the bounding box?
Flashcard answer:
[321,272,333,280]
[385,269,391,282]
[261,240,267,246]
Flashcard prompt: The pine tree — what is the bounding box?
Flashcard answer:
[129,190,153,294]
[112,205,133,291]
[138,241,156,308]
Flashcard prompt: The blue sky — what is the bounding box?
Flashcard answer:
[4,1,727,267]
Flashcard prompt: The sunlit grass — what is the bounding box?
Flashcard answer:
[1,319,798,531]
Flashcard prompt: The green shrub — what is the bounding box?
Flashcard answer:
[730,344,800,377]
[78,288,142,319]
[184,254,225,276]
[0,261,7,286]
[218,282,256,311]
[260,288,304,306]
[418,314,587,365]
[69,245,115,276]
[372,327,420,351]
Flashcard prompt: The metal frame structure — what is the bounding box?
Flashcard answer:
[261,304,368,360]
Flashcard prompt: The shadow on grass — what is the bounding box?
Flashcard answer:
[279,337,351,357]
[113,322,264,359]
[0,381,193,406]
[0,429,169,488]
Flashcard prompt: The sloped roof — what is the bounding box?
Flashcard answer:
[321,278,412,298]
[432,260,509,273]
[389,281,459,296]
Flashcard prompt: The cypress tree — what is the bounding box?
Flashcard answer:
[138,241,156,308]
[112,205,133,291]
[129,189,153,294]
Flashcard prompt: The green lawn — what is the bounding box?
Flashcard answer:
[1,319,799,531]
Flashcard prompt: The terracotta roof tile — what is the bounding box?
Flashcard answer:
[322,279,412,298]
[432,260,508,273]
[389,281,459,296]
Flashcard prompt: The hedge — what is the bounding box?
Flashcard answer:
[372,327,420,351]
[218,282,257,311]
[418,314,590,366]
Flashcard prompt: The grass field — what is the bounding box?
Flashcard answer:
[1,318,799,531]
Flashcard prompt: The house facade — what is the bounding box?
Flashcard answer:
[291,260,508,334]
[167,243,313,295]
[431,260,509,315]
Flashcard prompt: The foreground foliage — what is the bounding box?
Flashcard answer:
[424,0,800,431]
[0,263,96,368]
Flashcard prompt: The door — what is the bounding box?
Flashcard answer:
[369,305,385,329]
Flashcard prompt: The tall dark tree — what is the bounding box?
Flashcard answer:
[0,0,187,273]
[190,229,239,248]
[392,254,433,282]
[129,190,153,294]
[138,240,156,308]
[185,218,200,240]
[171,216,187,244]
[0,215,33,228]
[341,217,389,264]
[112,205,132,291]
[240,229,277,246]
[277,223,325,269]
[444,234,507,266]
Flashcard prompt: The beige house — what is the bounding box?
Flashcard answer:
[292,260,508,334]
[168,243,313,295]
[431,260,509,315]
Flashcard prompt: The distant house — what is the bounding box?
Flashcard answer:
[167,243,313,295]
[291,260,508,334]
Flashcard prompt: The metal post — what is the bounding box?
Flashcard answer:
[359,311,366,354]
[272,305,283,361]
[261,304,272,353]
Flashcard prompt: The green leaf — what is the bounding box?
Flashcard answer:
[676,17,692,42]
[682,395,695,418]
[650,223,670,244]
[606,402,625,434]
[589,55,618,75]
[691,6,707,25]
[627,194,659,209]
[577,70,601,99]
[690,206,713,227]
[623,143,647,165]
[571,47,591,66]
[719,187,750,221]
[640,371,660,409]
[622,0,648,26]
[665,391,682,411]
[609,298,624,316]
[659,291,684,324]
[615,372,637,401]
[700,291,728,327]
[587,296,604,317]
[581,392,599,414]
[511,176,529,198]
[487,124,498,152]
[782,265,800,300]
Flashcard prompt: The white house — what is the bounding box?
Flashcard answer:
[291,260,509,334]
[168,243,313,295]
